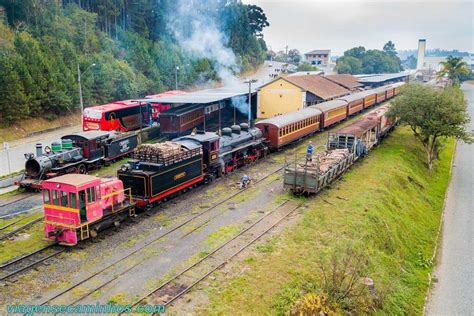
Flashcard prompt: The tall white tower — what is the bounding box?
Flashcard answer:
[416,39,426,70]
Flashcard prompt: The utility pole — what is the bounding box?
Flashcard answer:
[78,63,84,117]
[233,101,236,125]
[77,62,96,123]
[175,65,179,90]
[285,45,289,62]
[244,79,258,126]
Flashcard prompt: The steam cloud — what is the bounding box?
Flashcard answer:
[168,0,239,85]
[230,95,249,116]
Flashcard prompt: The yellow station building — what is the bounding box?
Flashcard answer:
[257,74,351,119]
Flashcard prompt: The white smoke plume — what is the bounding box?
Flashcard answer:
[168,0,239,86]
[231,95,249,116]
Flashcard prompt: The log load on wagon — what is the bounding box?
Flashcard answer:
[284,103,396,195]
[284,149,356,194]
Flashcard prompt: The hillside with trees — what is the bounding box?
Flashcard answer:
[335,41,403,74]
[0,0,269,126]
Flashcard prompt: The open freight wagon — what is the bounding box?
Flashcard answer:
[283,149,357,194]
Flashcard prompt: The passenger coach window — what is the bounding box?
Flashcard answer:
[60,191,68,206]
[52,190,59,205]
[43,189,50,204]
[69,193,77,208]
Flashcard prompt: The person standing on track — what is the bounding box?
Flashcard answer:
[306,141,314,162]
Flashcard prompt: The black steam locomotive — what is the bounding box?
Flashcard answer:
[117,123,267,208]
[17,131,138,190]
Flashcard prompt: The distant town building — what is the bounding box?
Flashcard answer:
[304,50,331,66]
[257,74,349,118]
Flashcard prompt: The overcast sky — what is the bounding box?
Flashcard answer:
[242,0,473,55]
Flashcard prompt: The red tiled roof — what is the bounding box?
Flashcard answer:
[283,75,350,100]
[325,74,363,90]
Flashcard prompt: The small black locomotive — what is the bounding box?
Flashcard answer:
[18,131,138,190]
[117,123,268,208]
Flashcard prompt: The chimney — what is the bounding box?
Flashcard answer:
[416,39,426,70]
[36,143,43,157]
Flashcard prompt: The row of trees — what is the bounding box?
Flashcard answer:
[0,1,269,126]
[335,41,403,74]
[389,59,472,171]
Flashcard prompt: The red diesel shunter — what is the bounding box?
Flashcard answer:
[42,174,135,246]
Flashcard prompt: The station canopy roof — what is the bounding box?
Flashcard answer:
[356,72,409,84]
[135,82,263,105]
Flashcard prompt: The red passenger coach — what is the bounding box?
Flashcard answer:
[311,99,348,129]
[83,100,150,132]
[43,174,134,246]
[255,107,322,149]
[159,104,205,137]
[145,90,187,123]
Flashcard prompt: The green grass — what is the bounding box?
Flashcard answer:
[205,224,241,248]
[0,211,43,234]
[196,127,455,315]
[0,222,52,263]
[91,158,130,178]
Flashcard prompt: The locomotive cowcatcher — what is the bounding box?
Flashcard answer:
[42,174,135,246]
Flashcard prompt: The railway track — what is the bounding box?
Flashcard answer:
[0,193,36,208]
[36,161,286,306]
[0,210,42,232]
[0,244,65,281]
[130,201,302,309]
[0,216,43,241]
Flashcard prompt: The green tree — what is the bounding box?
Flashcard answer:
[437,56,470,86]
[383,40,396,56]
[245,4,269,36]
[296,63,319,72]
[388,84,472,170]
[402,55,417,69]
[344,46,366,59]
[335,56,362,74]
[0,52,29,125]
[288,49,301,64]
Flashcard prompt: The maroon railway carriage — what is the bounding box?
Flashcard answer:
[159,104,204,137]
[337,92,365,116]
[311,99,348,129]
[255,107,322,149]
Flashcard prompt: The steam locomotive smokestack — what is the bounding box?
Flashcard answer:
[36,143,42,157]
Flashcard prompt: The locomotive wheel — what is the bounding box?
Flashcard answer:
[78,164,87,174]
[90,229,98,238]
[114,220,121,228]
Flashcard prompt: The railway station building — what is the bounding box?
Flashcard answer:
[256,75,350,119]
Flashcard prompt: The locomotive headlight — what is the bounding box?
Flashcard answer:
[121,164,130,172]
